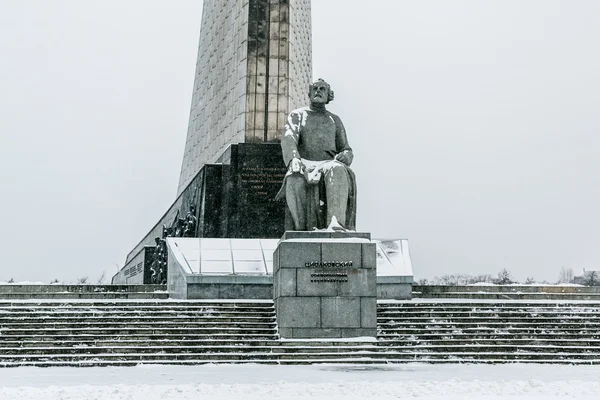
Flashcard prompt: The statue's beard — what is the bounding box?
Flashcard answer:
[310,100,326,111]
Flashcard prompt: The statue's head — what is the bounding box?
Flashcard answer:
[309,79,334,105]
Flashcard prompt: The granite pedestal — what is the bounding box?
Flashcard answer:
[273,231,377,339]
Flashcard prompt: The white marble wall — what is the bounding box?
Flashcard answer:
[178,0,249,194]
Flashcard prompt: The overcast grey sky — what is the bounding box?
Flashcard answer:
[1,0,599,283]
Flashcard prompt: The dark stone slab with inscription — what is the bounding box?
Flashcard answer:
[112,246,155,284]
[215,143,287,238]
[273,231,377,339]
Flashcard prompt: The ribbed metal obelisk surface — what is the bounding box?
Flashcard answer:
[177,0,312,195]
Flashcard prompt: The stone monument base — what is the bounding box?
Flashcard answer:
[273,231,377,339]
[163,237,413,301]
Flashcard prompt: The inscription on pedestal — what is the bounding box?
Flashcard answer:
[310,272,348,283]
[305,261,353,268]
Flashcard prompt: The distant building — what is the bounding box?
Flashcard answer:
[573,269,600,286]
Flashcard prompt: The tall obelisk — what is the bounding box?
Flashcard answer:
[177,0,312,195]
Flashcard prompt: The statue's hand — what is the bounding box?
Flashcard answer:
[335,151,350,166]
[289,158,304,174]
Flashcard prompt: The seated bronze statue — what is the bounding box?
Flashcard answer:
[277,79,357,231]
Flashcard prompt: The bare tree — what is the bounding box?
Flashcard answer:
[493,269,514,285]
[467,274,494,285]
[583,271,599,286]
[432,274,463,285]
[431,273,494,286]
[77,276,89,284]
[558,267,574,284]
[96,271,107,284]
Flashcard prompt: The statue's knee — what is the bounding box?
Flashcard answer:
[325,164,349,181]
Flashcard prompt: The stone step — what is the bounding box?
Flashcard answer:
[0,323,277,331]
[0,317,276,325]
[377,303,600,309]
[379,320,600,325]
[5,359,600,368]
[0,311,275,317]
[380,314,600,324]
[377,317,600,323]
[0,333,280,341]
[412,285,600,294]
[0,285,167,294]
[377,309,600,318]
[377,310,600,315]
[0,327,278,336]
[0,339,373,348]
[379,345,600,353]
[0,336,600,347]
[0,352,382,362]
[365,352,600,361]
[2,358,599,368]
[0,293,170,300]
[0,304,274,310]
[0,309,273,315]
[0,310,276,318]
[8,313,597,322]
[378,318,600,326]
[377,306,600,317]
[380,310,600,314]
[412,293,600,300]
[379,331,600,337]
[377,311,600,318]
[379,322,600,328]
[378,339,600,346]
[3,338,598,349]
[378,321,600,328]
[0,344,597,356]
[377,326,599,337]
[378,333,600,340]
[0,319,276,326]
[1,351,600,363]
[0,345,380,355]
[0,314,275,321]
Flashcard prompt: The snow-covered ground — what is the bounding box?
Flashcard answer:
[0,363,598,399]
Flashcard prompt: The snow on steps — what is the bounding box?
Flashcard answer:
[377,301,600,364]
[0,300,600,366]
[0,285,168,300]
[412,285,600,300]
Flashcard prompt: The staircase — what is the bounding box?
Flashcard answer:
[0,300,376,367]
[1,300,600,366]
[378,301,600,364]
